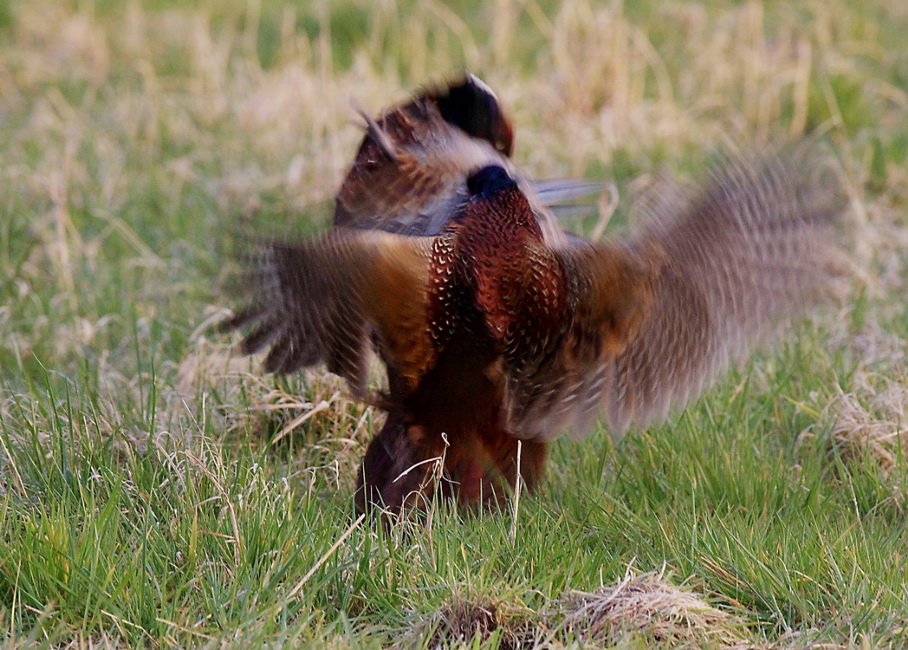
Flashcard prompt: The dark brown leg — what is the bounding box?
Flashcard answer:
[356,415,550,515]
[355,413,448,516]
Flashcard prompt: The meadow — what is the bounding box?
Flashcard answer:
[1,0,907,647]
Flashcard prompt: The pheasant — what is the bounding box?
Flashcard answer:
[227,75,845,515]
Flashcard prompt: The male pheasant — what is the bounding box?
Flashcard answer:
[227,75,845,515]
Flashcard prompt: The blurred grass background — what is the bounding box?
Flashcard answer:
[1,0,907,646]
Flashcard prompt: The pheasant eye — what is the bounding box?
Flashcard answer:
[467,165,517,198]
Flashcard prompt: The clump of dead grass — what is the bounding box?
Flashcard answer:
[561,567,756,649]
[407,596,546,649]
[825,372,908,477]
[407,568,756,649]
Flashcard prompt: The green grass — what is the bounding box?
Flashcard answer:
[2,0,908,647]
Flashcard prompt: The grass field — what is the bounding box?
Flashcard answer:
[2,0,908,647]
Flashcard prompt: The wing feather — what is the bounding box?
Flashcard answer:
[502,150,846,441]
[227,230,437,397]
[600,151,846,435]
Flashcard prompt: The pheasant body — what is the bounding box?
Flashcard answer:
[227,75,846,515]
[374,166,569,507]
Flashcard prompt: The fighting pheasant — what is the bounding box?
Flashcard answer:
[227,75,845,515]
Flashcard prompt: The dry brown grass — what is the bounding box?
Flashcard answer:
[561,568,755,649]
[170,330,377,485]
[409,596,547,649]
[407,567,757,649]
[826,373,908,478]
[9,0,900,211]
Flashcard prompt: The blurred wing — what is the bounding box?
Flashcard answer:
[228,229,438,397]
[600,151,847,435]
[504,150,846,441]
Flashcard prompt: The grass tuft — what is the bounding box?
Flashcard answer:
[561,567,754,649]
[826,373,908,478]
[411,596,543,650]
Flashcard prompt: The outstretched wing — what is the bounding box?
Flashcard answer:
[503,150,848,441]
[227,229,439,397]
[601,152,847,434]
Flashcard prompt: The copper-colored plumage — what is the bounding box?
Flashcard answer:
[227,75,846,515]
